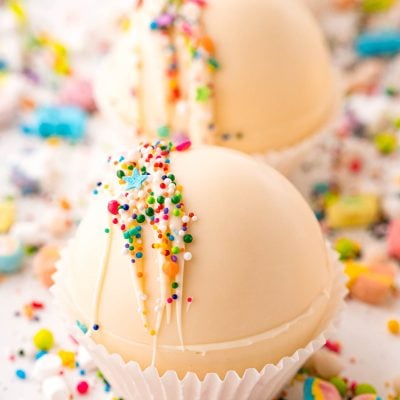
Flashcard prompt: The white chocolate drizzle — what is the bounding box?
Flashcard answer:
[87,215,113,337]
[122,0,219,144]
[101,141,196,364]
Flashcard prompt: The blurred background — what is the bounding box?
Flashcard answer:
[1,0,400,399]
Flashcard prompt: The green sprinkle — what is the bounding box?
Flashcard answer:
[145,208,154,217]
[124,227,140,239]
[171,193,182,204]
[168,174,175,181]
[105,228,110,233]
[172,282,179,289]
[183,234,193,244]
[147,196,155,204]
[196,86,211,102]
[127,165,134,170]
[208,57,220,70]
[116,170,125,178]
[157,196,165,204]
[355,383,377,396]
[374,132,397,155]
[173,208,180,217]
[362,0,395,13]
[137,214,145,223]
[172,246,180,254]
[330,377,348,396]
[157,125,170,138]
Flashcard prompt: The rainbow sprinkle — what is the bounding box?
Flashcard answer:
[104,140,196,337]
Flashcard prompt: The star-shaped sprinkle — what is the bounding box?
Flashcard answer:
[123,168,148,190]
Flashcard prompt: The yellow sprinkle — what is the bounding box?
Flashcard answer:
[150,329,156,336]
[58,350,75,368]
[46,137,61,146]
[0,201,15,233]
[387,319,400,335]
[7,0,27,24]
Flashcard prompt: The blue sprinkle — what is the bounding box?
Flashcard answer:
[136,252,143,259]
[356,30,400,57]
[35,350,47,360]
[150,21,158,30]
[172,294,178,300]
[76,320,88,334]
[93,189,98,195]
[80,369,86,376]
[15,369,26,380]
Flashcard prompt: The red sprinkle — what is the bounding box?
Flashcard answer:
[108,200,120,215]
[325,340,341,353]
[31,301,44,309]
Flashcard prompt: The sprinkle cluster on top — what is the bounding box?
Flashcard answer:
[145,0,219,141]
[103,140,196,335]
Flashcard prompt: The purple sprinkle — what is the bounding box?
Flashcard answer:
[164,208,169,214]
[125,244,130,248]
[182,226,187,231]
[157,13,174,27]
[132,213,137,219]
[171,255,178,262]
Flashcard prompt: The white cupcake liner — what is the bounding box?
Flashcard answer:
[256,125,332,177]
[52,243,347,400]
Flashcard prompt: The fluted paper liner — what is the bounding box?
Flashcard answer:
[52,243,347,400]
[259,125,332,177]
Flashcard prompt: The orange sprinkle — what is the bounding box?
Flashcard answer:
[387,319,400,335]
[59,198,71,210]
[163,261,179,278]
[198,36,215,53]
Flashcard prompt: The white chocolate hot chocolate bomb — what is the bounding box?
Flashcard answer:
[56,142,339,380]
[96,0,338,155]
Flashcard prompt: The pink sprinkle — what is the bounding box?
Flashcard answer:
[188,0,207,6]
[163,215,169,220]
[167,298,173,304]
[176,140,191,152]
[181,23,192,36]
[76,380,89,395]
